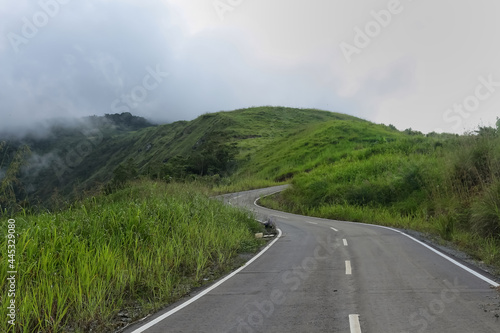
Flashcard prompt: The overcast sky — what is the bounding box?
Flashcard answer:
[1,0,500,136]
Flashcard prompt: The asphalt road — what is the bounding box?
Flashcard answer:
[126,185,500,333]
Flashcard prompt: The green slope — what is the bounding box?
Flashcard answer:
[3,106,374,208]
[259,126,500,270]
[238,119,404,181]
[3,106,499,332]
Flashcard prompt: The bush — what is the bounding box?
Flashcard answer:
[471,179,500,238]
[451,137,495,191]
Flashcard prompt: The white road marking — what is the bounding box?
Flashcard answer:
[254,186,499,287]
[349,314,362,333]
[345,260,352,275]
[290,210,500,288]
[253,188,288,207]
[359,224,500,287]
[275,214,288,219]
[343,239,348,246]
[130,229,283,332]
[306,221,318,225]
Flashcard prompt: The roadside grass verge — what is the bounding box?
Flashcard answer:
[260,132,500,274]
[0,180,264,332]
[211,175,285,195]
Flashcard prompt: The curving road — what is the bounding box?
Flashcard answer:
[126,185,500,333]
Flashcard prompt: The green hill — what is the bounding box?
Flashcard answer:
[259,124,500,269]
[2,106,500,332]
[2,106,499,259]
[1,107,371,210]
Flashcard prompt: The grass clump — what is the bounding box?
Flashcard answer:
[0,180,263,332]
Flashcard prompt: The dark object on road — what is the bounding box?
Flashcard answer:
[263,217,278,235]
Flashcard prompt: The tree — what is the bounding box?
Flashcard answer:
[0,142,31,214]
[188,137,237,176]
[475,126,497,137]
[106,158,138,192]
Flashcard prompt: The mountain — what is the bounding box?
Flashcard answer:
[0,112,155,209]
[1,106,424,211]
[3,107,499,333]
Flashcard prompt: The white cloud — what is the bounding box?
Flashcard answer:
[1,0,500,137]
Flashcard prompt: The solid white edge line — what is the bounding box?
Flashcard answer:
[393,227,500,287]
[345,260,352,275]
[349,314,362,333]
[254,189,499,288]
[345,221,500,287]
[253,189,286,207]
[130,228,283,333]
[343,239,348,246]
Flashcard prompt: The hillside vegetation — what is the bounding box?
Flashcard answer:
[260,123,500,269]
[2,106,500,332]
[0,181,263,332]
[3,107,499,256]
[2,108,499,258]
[1,107,358,213]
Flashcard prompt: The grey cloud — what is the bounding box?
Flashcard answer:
[1,0,362,139]
[22,151,59,178]
[1,1,179,136]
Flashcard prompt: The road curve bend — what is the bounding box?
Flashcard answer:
[126,186,500,333]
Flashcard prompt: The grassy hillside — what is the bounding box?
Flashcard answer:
[0,180,263,332]
[237,119,403,181]
[4,108,499,260]
[1,107,364,212]
[260,126,500,270]
[2,106,500,331]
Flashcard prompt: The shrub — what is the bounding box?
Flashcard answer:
[471,179,500,238]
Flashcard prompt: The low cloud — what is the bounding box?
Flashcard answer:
[1,0,500,136]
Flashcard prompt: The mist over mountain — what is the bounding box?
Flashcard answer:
[4,1,500,136]
[0,112,156,141]
[1,107,358,210]
[0,112,155,207]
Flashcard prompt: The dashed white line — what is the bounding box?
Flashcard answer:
[345,260,352,275]
[349,314,362,333]
[306,221,318,225]
[343,239,348,246]
[330,227,339,232]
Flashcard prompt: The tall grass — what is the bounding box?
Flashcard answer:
[0,180,263,332]
[212,175,284,194]
[260,131,500,272]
